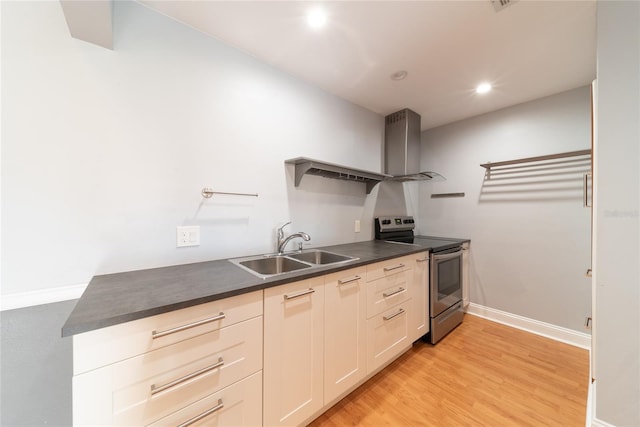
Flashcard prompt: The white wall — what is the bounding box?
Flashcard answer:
[1,1,401,298]
[418,87,592,332]
[594,2,640,425]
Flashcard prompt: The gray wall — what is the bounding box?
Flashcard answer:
[417,87,592,333]
[594,1,640,425]
[1,0,386,300]
[1,301,76,426]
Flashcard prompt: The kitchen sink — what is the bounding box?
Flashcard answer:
[287,250,355,265]
[236,256,311,276]
[230,250,358,279]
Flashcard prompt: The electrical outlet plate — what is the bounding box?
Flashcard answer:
[355,220,361,233]
[177,226,200,247]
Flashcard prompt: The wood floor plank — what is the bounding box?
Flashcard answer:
[309,314,589,427]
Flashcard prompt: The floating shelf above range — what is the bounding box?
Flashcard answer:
[285,157,392,194]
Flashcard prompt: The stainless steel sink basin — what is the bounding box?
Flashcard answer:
[235,256,311,277]
[230,250,358,279]
[287,250,355,265]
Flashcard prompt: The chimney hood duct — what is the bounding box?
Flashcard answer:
[384,109,445,182]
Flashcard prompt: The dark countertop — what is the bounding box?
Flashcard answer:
[62,237,468,337]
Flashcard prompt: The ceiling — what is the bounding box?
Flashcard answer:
[139,0,596,130]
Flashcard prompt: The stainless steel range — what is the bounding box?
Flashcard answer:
[375,216,464,344]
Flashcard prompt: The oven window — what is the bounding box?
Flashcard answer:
[437,257,461,298]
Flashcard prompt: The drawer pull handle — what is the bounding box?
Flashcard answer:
[284,288,315,300]
[383,308,405,321]
[152,312,226,339]
[383,287,405,298]
[151,357,224,396]
[416,257,429,262]
[338,275,362,285]
[383,263,405,272]
[177,399,224,427]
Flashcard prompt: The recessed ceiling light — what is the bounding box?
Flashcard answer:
[307,8,327,29]
[476,82,492,94]
[390,70,408,81]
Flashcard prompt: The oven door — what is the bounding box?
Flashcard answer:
[430,248,463,317]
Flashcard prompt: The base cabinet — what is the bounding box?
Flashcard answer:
[72,254,424,427]
[72,291,264,426]
[263,277,324,427]
[323,267,367,404]
[364,256,415,374]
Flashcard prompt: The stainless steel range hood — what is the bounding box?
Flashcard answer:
[384,109,445,182]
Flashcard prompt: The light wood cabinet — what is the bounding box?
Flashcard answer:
[409,251,430,341]
[263,277,324,427]
[323,267,367,404]
[72,291,263,426]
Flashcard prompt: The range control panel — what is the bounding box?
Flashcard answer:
[375,216,416,232]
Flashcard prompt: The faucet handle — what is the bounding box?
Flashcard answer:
[279,221,292,229]
[277,221,291,237]
[276,221,291,245]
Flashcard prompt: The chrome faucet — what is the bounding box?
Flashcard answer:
[276,221,311,254]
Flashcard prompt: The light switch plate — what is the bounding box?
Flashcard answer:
[177,226,200,247]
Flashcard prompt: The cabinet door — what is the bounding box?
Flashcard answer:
[264,277,324,427]
[410,252,429,341]
[324,267,366,404]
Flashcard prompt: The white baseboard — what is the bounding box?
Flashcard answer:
[586,378,594,427]
[1,283,87,311]
[587,381,617,427]
[466,302,591,350]
[591,418,616,427]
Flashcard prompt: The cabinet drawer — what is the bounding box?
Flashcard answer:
[73,290,263,374]
[365,255,413,282]
[366,270,411,318]
[366,300,411,375]
[73,316,263,426]
[149,371,262,427]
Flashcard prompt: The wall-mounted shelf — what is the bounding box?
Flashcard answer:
[480,149,591,170]
[431,192,465,198]
[285,157,391,194]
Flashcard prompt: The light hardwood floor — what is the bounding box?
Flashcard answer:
[309,314,589,427]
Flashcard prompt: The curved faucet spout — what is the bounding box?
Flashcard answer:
[277,231,311,254]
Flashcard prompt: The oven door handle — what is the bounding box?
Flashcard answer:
[432,249,463,261]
